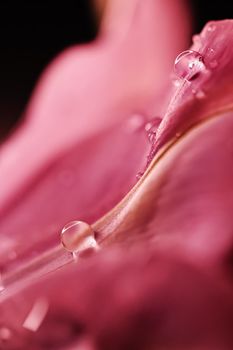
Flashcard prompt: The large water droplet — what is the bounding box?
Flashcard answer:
[144,117,162,144]
[174,50,205,81]
[61,221,98,254]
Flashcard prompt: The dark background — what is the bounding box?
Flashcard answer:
[0,0,232,140]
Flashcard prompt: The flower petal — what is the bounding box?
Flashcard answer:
[154,20,233,155]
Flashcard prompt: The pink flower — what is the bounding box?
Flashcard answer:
[1,1,233,349]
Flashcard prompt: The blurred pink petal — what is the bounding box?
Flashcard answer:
[0,0,190,253]
[0,0,190,213]
[3,3,233,350]
[2,247,233,349]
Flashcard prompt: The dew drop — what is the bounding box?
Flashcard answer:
[173,79,181,87]
[207,24,216,32]
[61,221,98,254]
[136,171,144,181]
[0,327,12,341]
[144,117,162,144]
[174,50,205,81]
[192,89,206,99]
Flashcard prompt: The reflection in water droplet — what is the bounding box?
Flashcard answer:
[145,117,162,144]
[23,298,49,332]
[61,221,98,254]
[174,50,205,81]
[0,327,11,341]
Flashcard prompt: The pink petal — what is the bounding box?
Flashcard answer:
[0,0,191,212]
[154,20,233,154]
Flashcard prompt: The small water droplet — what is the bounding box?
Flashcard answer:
[126,114,145,132]
[192,89,206,99]
[207,24,216,32]
[136,171,144,181]
[144,117,162,144]
[0,327,12,341]
[174,50,205,81]
[176,132,181,138]
[207,47,214,54]
[173,79,181,87]
[61,221,98,254]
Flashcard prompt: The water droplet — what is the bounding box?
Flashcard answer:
[173,79,181,87]
[174,50,205,81]
[61,221,98,254]
[144,117,162,144]
[23,298,49,332]
[207,47,214,54]
[0,327,11,341]
[136,171,144,181]
[207,24,216,32]
[176,132,181,138]
[192,89,206,99]
[126,113,145,132]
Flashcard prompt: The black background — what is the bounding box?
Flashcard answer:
[0,0,232,140]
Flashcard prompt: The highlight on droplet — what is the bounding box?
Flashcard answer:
[174,50,205,81]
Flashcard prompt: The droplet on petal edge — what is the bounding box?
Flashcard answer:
[207,23,216,32]
[174,50,206,81]
[61,221,99,254]
[136,171,144,181]
[144,117,162,144]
